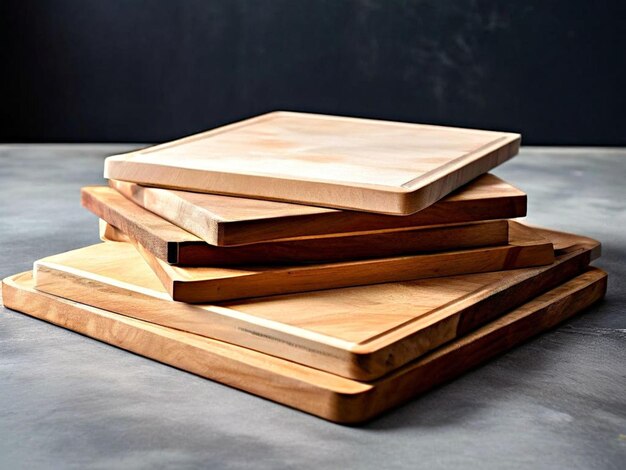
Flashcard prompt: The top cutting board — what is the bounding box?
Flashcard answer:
[104,112,521,215]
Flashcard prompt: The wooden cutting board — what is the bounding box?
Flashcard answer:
[40,221,553,303]
[100,218,510,267]
[104,112,521,215]
[134,221,553,302]
[33,227,595,380]
[83,185,511,266]
[3,269,608,423]
[109,173,527,246]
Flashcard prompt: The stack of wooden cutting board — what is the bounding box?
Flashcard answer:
[2,112,607,423]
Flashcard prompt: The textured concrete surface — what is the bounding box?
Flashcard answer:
[1,145,625,469]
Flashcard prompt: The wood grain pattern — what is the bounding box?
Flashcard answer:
[32,227,594,380]
[56,216,552,302]
[136,221,553,302]
[104,112,521,215]
[109,173,527,246]
[84,185,510,266]
[3,269,608,423]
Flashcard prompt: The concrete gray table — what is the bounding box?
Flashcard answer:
[1,145,625,469]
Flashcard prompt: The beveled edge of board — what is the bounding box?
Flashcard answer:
[104,111,521,215]
[1,268,607,424]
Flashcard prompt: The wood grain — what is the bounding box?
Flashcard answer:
[84,185,511,266]
[136,221,553,302]
[109,173,527,246]
[32,227,593,380]
[57,215,553,302]
[3,269,608,423]
[104,111,521,215]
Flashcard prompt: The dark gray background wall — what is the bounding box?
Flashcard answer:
[2,0,625,145]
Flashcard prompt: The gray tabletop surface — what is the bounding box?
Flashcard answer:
[1,145,624,470]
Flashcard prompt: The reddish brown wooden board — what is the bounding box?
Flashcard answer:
[83,185,511,266]
[33,227,593,380]
[2,269,608,423]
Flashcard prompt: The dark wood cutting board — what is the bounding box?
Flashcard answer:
[83,185,511,266]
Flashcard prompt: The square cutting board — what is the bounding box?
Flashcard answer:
[3,269,607,423]
[131,221,553,302]
[32,227,597,380]
[84,185,511,266]
[39,221,554,303]
[104,112,521,215]
[109,173,527,246]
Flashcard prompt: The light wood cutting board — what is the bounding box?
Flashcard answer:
[3,269,607,423]
[104,112,521,215]
[83,185,511,266]
[32,227,595,380]
[109,173,527,246]
[44,220,554,303]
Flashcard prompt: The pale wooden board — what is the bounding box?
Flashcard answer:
[83,185,511,266]
[33,227,595,380]
[104,112,521,215]
[3,269,608,423]
[109,173,527,246]
[41,220,553,303]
